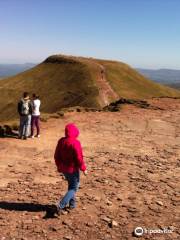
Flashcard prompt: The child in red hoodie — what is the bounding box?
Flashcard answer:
[54,123,87,213]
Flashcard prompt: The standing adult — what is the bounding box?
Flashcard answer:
[17,92,32,140]
[31,94,41,138]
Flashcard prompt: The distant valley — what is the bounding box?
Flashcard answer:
[136,68,180,89]
[0,63,36,78]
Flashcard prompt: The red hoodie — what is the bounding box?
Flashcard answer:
[54,123,86,173]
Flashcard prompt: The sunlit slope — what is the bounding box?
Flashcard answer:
[0,56,99,121]
[0,55,179,122]
[97,59,180,98]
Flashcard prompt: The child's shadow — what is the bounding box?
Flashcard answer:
[0,201,57,219]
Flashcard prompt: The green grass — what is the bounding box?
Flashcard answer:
[96,60,180,98]
[0,56,99,122]
[0,54,179,123]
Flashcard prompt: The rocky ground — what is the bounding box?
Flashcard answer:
[0,98,179,240]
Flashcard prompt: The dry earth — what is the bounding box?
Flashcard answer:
[96,64,119,106]
[0,98,179,240]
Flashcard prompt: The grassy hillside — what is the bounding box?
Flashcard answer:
[0,54,179,122]
[97,59,180,98]
[0,56,99,122]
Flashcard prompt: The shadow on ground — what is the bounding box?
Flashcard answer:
[0,201,57,219]
[0,126,19,138]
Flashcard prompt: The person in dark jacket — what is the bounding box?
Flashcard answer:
[54,123,87,214]
[17,92,32,140]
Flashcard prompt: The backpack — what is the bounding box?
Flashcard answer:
[21,99,30,115]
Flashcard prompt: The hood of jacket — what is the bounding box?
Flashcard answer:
[21,98,30,103]
[65,123,79,138]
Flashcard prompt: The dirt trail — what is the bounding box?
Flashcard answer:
[0,98,180,240]
[95,63,119,106]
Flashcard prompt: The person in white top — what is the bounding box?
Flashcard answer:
[31,94,41,138]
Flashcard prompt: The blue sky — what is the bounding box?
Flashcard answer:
[0,0,180,69]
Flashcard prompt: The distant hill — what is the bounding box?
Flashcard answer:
[0,55,179,122]
[0,63,36,78]
[136,68,180,89]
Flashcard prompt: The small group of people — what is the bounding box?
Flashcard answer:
[17,92,41,140]
[17,92,87,215]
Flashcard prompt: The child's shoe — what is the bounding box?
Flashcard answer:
[69,199,76,209]
[69,205,75,210]
[55,205,62,216]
